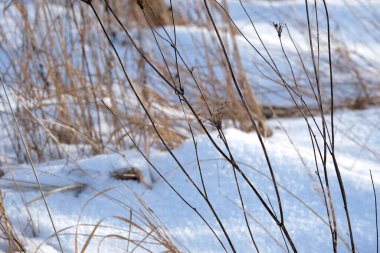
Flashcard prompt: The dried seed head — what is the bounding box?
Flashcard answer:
[207,100,229,130]
[273,22,283,37]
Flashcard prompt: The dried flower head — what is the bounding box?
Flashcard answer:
[206,100,229,130]
[273,22,284,37]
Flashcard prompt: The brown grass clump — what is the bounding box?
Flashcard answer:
[0,192,24,252]
[0,0,273,163]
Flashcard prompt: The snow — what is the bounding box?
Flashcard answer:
[0,106,378,252]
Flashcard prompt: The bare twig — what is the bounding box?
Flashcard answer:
[370,170,379,253]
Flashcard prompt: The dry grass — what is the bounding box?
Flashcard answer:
[0,0,378,252]
[0,191,25,253]
[0,0,277,164]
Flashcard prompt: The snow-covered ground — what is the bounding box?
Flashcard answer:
[1,107,379,252]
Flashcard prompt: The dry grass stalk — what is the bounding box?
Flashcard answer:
[0,191,25,252]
